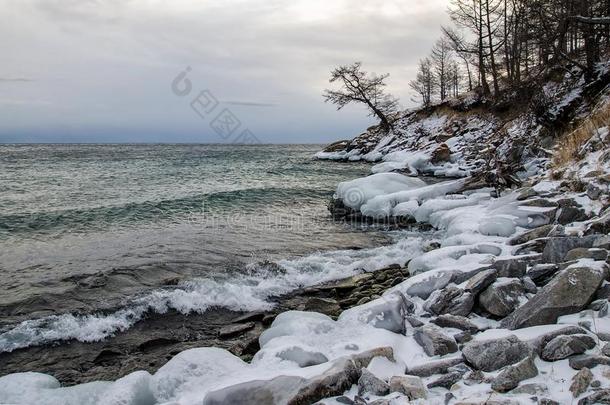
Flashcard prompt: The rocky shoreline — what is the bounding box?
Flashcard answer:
[0,261,411,386]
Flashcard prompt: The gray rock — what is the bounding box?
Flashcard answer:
[414,324,458,357]
[336,396,354,405]
[578,390,610,405]
[203,375,305,405]
[219,322,255,338]
[361,292,412,334]
[594,235,610,250]
[406,357,464,377]
[231,311,266,323]
[431,314,479,333]
[541,236,599,263]
[389,375,427,400]
[591,380,602,388]
[452,266,495,285]
[276,347,329,367]
[288,348,394,405]
[501,265,606,330]
[202,347,394,405]
[589,298,608,310]
[565,247,608,262]
[454,331,473,344]
[464,269,498,295]
[357,368,389,396]
[585,209,610,235]
[368,400,392,405]
[492,258,527,278]
[603,343,610,357]
[570,367,593,398]
[539,399,560,405]
[426,371,464,390]
[406,270,454,299]
[541,334,596,361]
[516,188,538,201]
[508,224,563,246]
[510,383,548,395]
[491,356,538,392]
[424,287,474,317]
[587,184,602,200]
[462,335,531,372]
[596,283,610,301]
[556,199,589,225]
[527,263,559,285]
[303,297,342,316]
[569,354,610,370]
[405,316,424,328]
[479,279,526,317]
[528,325,590,354]
[522,277,538,293]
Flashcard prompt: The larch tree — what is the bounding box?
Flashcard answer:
[323,62,399,133]
[410,57,435,107]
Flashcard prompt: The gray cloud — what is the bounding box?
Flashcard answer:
[0,0,450,143]
[225,101,276,107]
[0,78,34,82]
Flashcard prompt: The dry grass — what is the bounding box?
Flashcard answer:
[552,99,610,169]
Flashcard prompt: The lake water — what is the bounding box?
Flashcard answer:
[0,144,422,352]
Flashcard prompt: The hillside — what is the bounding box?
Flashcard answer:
[317,62,610,190]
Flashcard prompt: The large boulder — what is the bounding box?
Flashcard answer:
[578,389,610,405]
[357,368,389,396]
[586,208,610,235]
[527,325,590,354]
[570,368,593,398]
[303,298,342,317]
[478,279,526,317]
[431,314,479,333]
[426,370,465,390]
[508,224,563,246]
[203,348,393,405]
[556,198,589,225]
[501,264,606,330]
[389,376,427,400]
[491,356,538,392]
[414,324,458,357]
[203,375,305,405]
[406,357,464,377]
[527,263,559,286]
[405,270,454,300]
[541,334,596,361]
[347,292,412,334]
[430,143,451,164]
[541,236,599,263]
[569,354,610,370]
[564,248,608,262]
[464,269,498,295]
[492,258,528,278]
[462,335,531,372]
[424,287,474,317]
[276,347,329,367]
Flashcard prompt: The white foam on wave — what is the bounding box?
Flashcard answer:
[0,235,423,353]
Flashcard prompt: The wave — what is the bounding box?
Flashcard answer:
[0,235,423,353]
[0,187,330,238]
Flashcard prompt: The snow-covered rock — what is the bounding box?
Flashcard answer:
[462,335,531,372]
[501,261,607,329]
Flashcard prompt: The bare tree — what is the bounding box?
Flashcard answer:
[431,37,454,101]
[410,57,435,107]
[323,62,399,133]
[443,26,475,91]
[449,0,492,95]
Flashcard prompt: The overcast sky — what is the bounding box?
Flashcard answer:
[0,0,450,144]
